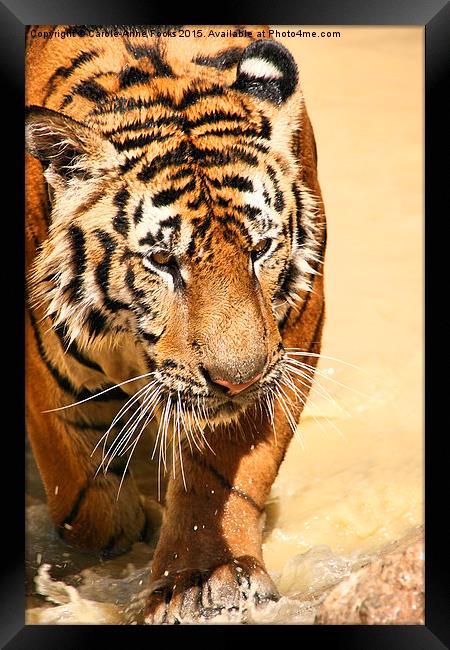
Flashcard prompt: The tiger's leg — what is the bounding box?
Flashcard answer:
[26,312,149,556]
[145,295,325,623]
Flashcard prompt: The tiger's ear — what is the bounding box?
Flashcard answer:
[232,40,298,105]
[25,106,118,186]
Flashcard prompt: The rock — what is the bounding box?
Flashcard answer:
[315,532,424,625]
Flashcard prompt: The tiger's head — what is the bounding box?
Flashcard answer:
[26,39,324,426]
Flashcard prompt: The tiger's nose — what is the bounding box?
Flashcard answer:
[210,373,262,396]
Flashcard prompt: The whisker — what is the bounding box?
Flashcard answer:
[172,403,177,478]
[190,397,215,455]
[264,389,278,446]
[113,387,162,460]
[155,395,172,502]
[154,395,168,502]
[281,373,347,442]
[162,396,172,472]
[116,432,142,500]
[108,380,158,430]
[274,381,299,434]
[284,349,368,373]
[283,361,351,417]
[180,396,204,455]
[285,357,370,399]
[91,380,157,468]
[43,371,156,413]
[274,382,304,450]
[177,408,187,491]
[100,384,159,473]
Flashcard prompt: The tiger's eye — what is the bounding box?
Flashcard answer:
[252,238,272,260]
[150,251,175,267]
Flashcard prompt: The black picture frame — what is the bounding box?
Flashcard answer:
[3,0,448,646]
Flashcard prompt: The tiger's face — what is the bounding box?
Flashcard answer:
[26,40,323,425]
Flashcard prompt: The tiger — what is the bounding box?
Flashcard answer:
[25,25,326,623]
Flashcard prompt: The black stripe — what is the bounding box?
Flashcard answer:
[193,47,244,71]
[125,43,175,77]
[189,214,212,242]
[292,183,305,246]
[73,78,109,103]
[91,95,174,116]
[170,168,192,182]
[60,94,73,109]
[108,456,130,478]
[196,125,267,141]
[86,308,109,338]
[112,188,130,236]
[30,310,88,400]
[67,225,86,299]
[138,330,162,345]
[152,179,196,207]
[137,230,156,247]
[185,110,245,131]
[234,204,262,221]
[60,483,89,529]
[119,66,151,89]
[278,306,292,332]
[259,115,272,140]
[41,188,51,230]
[157,214,181,232]
[139,512,149,542]
[266,165,284,213]
[177,85,225,110]
[53,323,103,373]
[43,50,99,105]
[90,85,225,116]
[133,198,144,224]
[29,308,127,402]
[187,188,207,211]
[103,114,185,138]
[210,175,253,192]
[136,141,190,182]
[199,459,263,514]
[112,129,178,154]
[199,147,259,168]
[220,213,252,245]
[95,229,131,313]
[120,152,148,174]
[125,266,145,299]
[61,418,114,431]
[112,132,158,152]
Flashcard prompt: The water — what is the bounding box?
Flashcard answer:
[25,27,423,624]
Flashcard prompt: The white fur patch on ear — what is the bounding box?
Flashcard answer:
[233,40,299,104]
[239,57,283,80]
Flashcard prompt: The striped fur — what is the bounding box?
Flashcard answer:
[25,26,326,620]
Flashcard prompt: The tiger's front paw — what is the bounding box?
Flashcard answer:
[144,556,279,624]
